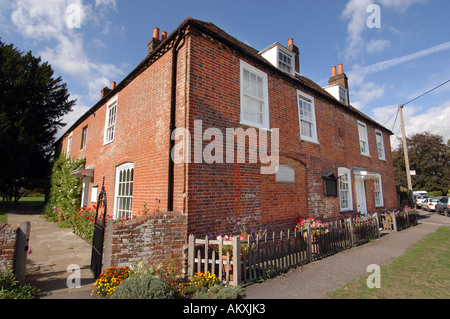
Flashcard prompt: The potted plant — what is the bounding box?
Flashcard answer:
[209,223,266,281]
[295,217,329,255]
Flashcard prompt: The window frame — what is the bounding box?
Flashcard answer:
[113,162,135,220]
[278,49,293,74]
[339,87,348,106]
[338,167,353,212]
[357,121,370,156]
[66,132,73,158]
[374,173,384,207]
[104,95,118,145]
[80,125,88,150]
[375,130,386,160]
[297,90,319,144]
[240,60,270,130]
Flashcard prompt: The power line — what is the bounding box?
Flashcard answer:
[402,79,450,106]
[391,109,399,131]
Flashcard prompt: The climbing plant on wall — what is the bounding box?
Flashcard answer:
[44,153,85,222]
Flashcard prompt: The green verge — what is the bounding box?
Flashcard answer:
[328,226,450,299]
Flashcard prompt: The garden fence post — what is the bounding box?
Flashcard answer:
[406,210,410,228]
[232,236,241,286]
[348,218,354,247]
[374,213,380,238]
[307,224,312,263]
[391,212,398,232]
[188,235,195,279]
[102,218,114,272]
[15,222,30,285]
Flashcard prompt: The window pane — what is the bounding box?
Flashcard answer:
[115,164,134,220]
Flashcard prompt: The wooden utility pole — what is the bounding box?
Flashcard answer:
[398,105,414,206]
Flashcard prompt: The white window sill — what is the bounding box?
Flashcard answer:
[239,121,272,132]
[300,136,320,145]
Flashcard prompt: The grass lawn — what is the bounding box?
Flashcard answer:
[329,226,450,299]
[18,196,45,205]
[0,197,45,224]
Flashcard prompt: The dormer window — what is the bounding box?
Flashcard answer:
[260,43,296,76]
[339,87,348,105]
[278,50,292,73]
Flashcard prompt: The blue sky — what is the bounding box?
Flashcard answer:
[1,0,449,148]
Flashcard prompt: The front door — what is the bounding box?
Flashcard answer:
[355,179,367,216]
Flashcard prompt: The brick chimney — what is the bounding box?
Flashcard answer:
[328,63,349,90]
[326,63,350,105]
[101,86,111,99]
[287,38,300,74]
[147,27,161,55]
[101,82,116,99]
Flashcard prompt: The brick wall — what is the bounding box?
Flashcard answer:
[184,30,397,236]
[56,24,397,241]
[0,223,18,271]
[108,211,187,272]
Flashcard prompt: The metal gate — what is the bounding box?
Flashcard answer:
[90,178,107,279]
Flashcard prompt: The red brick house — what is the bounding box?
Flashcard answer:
[56,18,397,237]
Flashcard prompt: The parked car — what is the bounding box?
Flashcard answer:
[435,196,450,216]
[415,195,429,209]
[423,197,440,212]
[413,191,428,198]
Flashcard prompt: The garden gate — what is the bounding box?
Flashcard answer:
[90,178,107,279]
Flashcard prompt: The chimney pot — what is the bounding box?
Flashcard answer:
[338,63,344,75]
[331,66,337,77]
[153,27,160,40]
[288,38,294,47]
[111,81,116,90]
[161,31,167,41]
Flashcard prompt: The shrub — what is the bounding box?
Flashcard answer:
[91,266,131,297]
[110,274,174,299]
[44,153,85,222]
[192,284,245,299]
[0,270,40,299]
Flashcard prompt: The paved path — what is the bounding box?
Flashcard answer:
[244,210,450,299]
[6,204,95,299]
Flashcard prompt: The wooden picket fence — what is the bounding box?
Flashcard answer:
[378,210,418,232]
[187,214,380,286]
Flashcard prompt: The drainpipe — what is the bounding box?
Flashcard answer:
[168,29,184,212]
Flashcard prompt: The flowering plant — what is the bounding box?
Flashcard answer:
[352,216,371,227]
[91,266,131,297]
[295,217,329,236]
[209,222,267,257]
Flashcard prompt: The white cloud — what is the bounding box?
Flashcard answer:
[360,41,450,75]
[10,0,123,133]
[341,0,372,61]
[366,39,391,54]
[341,0,426,61]
[95,0,117,8]
[348,40,450,109]
[372,102,450,149]
[352,82,386,109]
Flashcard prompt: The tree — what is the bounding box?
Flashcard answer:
[0,40,75,190]
[393,132,450,194]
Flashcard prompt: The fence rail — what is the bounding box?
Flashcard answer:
[188,215,381,286]
[378,210,418,232]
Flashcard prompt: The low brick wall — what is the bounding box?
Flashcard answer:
[0,223,18,272]
[105,211,188,275]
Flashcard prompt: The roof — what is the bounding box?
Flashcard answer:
[57,17,393,143]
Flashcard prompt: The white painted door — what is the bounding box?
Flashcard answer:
[355,179,367,215]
